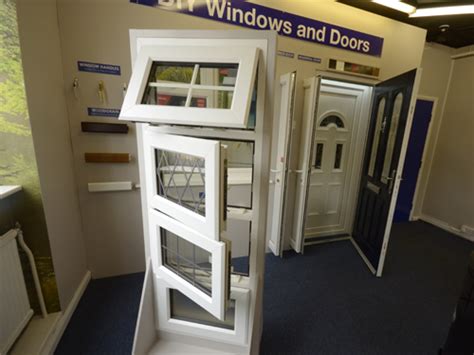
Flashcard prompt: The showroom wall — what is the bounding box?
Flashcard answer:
[421,51,474,236]
[16,0,88,309]
[0,0,60,313]
[412,43,454,220]
[16,0,427,285]
[52,0,426,277]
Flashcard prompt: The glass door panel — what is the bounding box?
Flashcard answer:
[381,92,404,185]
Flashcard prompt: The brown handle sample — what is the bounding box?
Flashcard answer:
[81,122,129,134]
[84,153,131,163]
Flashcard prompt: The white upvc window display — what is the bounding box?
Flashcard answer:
[142,129,226,240]
[123,30,277,354]
[120,45,259,129]
[155,279,250,345]
[149,209,231,320]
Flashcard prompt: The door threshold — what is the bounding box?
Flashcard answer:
[304,234,350,246]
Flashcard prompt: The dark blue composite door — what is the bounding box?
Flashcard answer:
[394,99,433,222]
[352,69,417,275]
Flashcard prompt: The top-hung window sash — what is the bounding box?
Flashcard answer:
[120,45,259,129]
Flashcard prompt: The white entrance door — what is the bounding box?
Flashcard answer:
[305,81,371,239]
[290,76,321,253]
[268,71,297,256]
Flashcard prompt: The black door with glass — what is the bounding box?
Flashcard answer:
[352,69,417,274]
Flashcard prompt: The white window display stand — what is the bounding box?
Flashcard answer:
[120,30,276,355]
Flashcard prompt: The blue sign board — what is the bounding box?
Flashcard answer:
[297,54,322,64]
[87,107,121,118]
[277,50,295,59]
[78,61,121,75]
[130,0,384,57]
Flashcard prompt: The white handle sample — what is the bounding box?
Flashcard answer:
[88,181,134,192]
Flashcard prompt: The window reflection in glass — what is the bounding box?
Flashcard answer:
[155,149,206,216]
[320,115,345,128]
[170,289,235,329]
[314,143,324,169]
[368,97,386,178]
[189,90,234,109]
[334,144,343,170]
[221,140,254,209]
[381,92,403,183]
[142,61,239,109]
[161,229,212,296]
[150,62,195,84]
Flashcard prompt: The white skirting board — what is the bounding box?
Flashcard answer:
[43,271,91,354]
[420,214,474,242]
[132,259,157,355]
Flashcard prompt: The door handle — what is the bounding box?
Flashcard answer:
[270,169,282,173]
[388,169,397,194]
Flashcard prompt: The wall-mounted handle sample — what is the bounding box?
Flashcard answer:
[88,181,134,192]
[98,80,106,103]
[84,153,131,163]
[81,122,129,134]
[73,77,79,99]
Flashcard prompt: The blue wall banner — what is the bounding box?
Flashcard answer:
[130,0,384,57]
[78,61,121,75]
[87,107,121,117]
[297,54,322,64]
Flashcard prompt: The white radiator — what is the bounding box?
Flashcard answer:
[0,229,33,355]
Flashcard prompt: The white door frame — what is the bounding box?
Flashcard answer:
[408,95,438,221]
[290,76,320,254]
[268,71,296,256]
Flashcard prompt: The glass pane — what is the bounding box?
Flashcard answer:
[190,89,233,109]
[143,86,189,106]
[170,289,235,330]
[155,149,206,216]
[320,115,344,128]
[368,97,386,177]
[334,144,343,170]
[223,140,254,209]
[161,229,212,296]
[149,62,195,84]
[226,219,251,276]
[197,64,239,87]
[247,79,258,129]
[314,143,324,169]
[381,92,404,183]
[143,62,239,108]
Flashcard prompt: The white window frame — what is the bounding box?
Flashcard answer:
[120,45,259,128]
[155,277,250,345]
[149,209,228,320]
[143,128,222,240]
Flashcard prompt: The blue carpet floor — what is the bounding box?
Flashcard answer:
[55,221,473,354]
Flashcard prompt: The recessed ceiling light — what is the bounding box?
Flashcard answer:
[410,5,474,17]
[371,0,416,14]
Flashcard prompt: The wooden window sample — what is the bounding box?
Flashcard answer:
[81,122,129,134]
[84,153,131,163]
